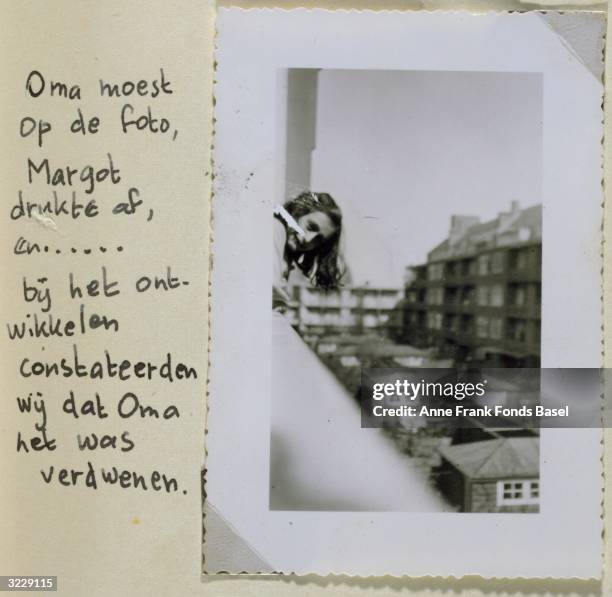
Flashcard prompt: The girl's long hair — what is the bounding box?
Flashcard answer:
[283,191,345,290]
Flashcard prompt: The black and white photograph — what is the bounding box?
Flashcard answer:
[206,9,603,577]
[270,68,542,513]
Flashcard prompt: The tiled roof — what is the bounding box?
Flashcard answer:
[439,437,539,479]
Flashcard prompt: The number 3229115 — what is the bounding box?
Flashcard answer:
[5,576,55,591]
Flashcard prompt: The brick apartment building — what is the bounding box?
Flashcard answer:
[401,201,541,367]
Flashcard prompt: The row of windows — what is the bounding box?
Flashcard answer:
[426,287,444,305]
[426,247,541,281]
[424,313,541,343]
[497,480,539,506]
[476,316,503,339]
[301,312,390,327]
[477,285,503,307]
[478,252,505,276]
[422,283,540,308]
[506,318,542,343]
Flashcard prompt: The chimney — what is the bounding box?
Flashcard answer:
[449,215,479,245]
[499,201,521,231]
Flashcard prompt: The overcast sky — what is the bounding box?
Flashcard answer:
[308,69,543,287]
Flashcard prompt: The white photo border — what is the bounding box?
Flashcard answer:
[206,9,603,578]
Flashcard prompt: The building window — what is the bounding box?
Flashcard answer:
[509,249,528,270]
[460,287,474,306]
[491,252,504,274]
[524,246,539,269]
[477,286,489,306]
[476,316,489,338]
[490,284,504,307]
[426,312,443,330]
[445,262,457,278]
[427,287,443,305]
[507,318,527,342]
[497,480,539,506]
[477,284,503,306]
[509,284,526,307]
[363,314,378,327]
[478,254,490,276]
[428,263,444,281]
[460,315,473,334]
[445,287,458,304]
[489,317,503,339]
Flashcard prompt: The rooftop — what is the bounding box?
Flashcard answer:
[428,202,542,262]
[439,437,539,479]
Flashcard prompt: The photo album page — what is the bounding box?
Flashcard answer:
[0,2,610,596]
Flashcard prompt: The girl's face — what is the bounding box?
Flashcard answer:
[287,211,336,253]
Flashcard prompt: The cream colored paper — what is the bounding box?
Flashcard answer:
[0,0,609,595]
[0,1,213,595]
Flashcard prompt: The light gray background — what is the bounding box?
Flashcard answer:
[287,69,542,286]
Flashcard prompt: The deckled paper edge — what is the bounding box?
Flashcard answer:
[201,8,274,577]
[201,4,218,577]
